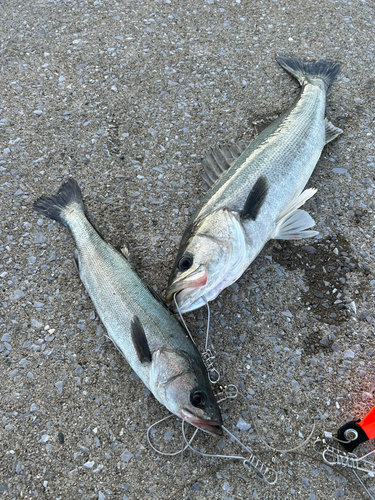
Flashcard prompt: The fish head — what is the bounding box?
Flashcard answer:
[150,348,223,436]
[166,208,247,312]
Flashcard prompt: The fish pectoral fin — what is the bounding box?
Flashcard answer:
[274,188,318,240]
[201,142,247,187]
[274,209,319,240]
[325,118,343,144]
[72,249,80,273]
[131,315,152,363]
[241,176,269,221]
[277,188,317,221]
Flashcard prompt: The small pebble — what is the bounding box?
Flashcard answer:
[236,418,251,431]
[281,310,293,318]
[343,349,355,359]
[291,380,300,391]
[164,429,172,441]
[55,381,63,393]
[121,450,133,463]
[302,245,316,254]
[223,482,230,491]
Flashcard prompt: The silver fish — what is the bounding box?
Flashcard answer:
[166,55,342,313]
[33,179,222,436]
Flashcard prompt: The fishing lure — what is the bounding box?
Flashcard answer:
[337,407,375,452]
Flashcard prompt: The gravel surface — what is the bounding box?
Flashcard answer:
[1,0,374,499]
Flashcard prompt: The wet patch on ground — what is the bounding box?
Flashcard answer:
[271,234,362,326]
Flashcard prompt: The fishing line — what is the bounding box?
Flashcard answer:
[147,414,199,457]
[315,434,375,499]
[173,294,196,345]
[243,391,317,454]
[181,420,278,485]
[203,297,210,352]
[353,470,375,500]
[151,294,315,486]
[200,297,316,454]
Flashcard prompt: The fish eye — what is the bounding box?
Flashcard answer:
[178,254,193,271]
[190,390,206,407]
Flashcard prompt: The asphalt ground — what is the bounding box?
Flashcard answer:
[1,0,375,499]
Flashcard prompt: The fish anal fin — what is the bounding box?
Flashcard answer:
[274,209,319,240]
[325,118,343,144]
[201,142,247,187]
[241,176,269,221]
[131,316,152,363]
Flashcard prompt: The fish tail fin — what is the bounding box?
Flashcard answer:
[33,178,85,227]
[276,55,340,88]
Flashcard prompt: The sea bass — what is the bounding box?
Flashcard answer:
[34,179,222,436]
[166,55,342,313]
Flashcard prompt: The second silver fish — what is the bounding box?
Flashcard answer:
[166,54,342,313]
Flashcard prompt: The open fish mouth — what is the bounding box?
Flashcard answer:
[180,408,223,436]
[166,269,208,308]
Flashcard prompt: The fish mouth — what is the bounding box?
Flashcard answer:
[180,408,223,436]
[166,269,208,310]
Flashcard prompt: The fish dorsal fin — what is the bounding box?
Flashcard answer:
[325,118,343,144]
[131,316,152,363]
[241,176,269,221]
[273,188,319,240]
[252,115,279,135]
[201,141,247,187]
